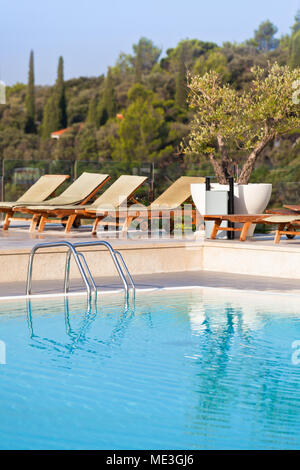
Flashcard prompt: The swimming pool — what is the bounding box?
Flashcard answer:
[0,288,300,450]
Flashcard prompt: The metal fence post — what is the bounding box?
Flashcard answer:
[74,160,77,181]
[227,177,235,239]
[1,159,4,202]
[149,162,155,203]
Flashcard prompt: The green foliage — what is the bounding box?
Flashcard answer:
[133,37,161,81]
[86,97,98,126]
[76,125,98,161]
[97,67,116,125]
[289,30,300,68]
[254,20,279,51]
[111,88,172,165]
[194,50,231,82]
[291,10,300,35]
[162,39,216,72]
[175,45,187,108]
[184,63,300,183]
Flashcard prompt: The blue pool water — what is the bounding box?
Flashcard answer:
[0,288,300,450]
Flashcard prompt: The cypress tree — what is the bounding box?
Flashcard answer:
[87,97,98,126]
[56,56,67,129]
[175,46,187,108]
[135,47,143,83]
[25,50,36,133]
[97,67,116,126]
[41,56,67,138]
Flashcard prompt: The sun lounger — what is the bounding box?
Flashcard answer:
[14,172,110,232]
[17,174,147,233]
[95,176,206,235]
[204,214,273,241]
[1,174,69,230]
[204,213,300,244]
[260,215,300,243]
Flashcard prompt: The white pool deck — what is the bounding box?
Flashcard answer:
[1,222,300,298]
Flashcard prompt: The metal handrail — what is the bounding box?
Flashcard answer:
[26,240,135,299]
[26,241,92,298]
[114,250,136,291]
[64,241,135,296]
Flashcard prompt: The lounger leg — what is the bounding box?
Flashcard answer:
[64,215,77,233]
[274,223,285,244]
[3,212,12,230]
[91,218,100,236]
[37,216,47,233]
[92,216,107,236]
[121,216,134,236]
[30,215,41,232]
[210,219,221,239]
[240,222,252,241]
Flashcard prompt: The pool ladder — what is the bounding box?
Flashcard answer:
[26,240,135,300]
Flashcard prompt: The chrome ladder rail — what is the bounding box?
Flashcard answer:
[64,241,135,296]
[26,241,92,298]
[26,240,135,299]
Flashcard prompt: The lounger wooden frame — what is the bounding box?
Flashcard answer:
[81,207,199,236]
[204,213,300,244]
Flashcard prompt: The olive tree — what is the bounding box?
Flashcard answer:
[184,63,300,184]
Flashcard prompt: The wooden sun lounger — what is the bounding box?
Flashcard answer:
[75,175,148,234]
[1,174,69,231]
[99,176,206,235]
[203,214,273,241]
[17,175,147,234]
[260,215,300,243]
[204,213,300,244]
[14,172,110,232]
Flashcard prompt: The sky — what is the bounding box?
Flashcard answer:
[1,0,300,85]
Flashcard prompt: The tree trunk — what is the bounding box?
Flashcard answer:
[208,153,228,184]
[217,134,234,181]
[237,133,274,184]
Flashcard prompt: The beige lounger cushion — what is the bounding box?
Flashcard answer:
[0,174,68,209]
[27,175,147,212]
[149,176,205,209]
[16,172,109,208]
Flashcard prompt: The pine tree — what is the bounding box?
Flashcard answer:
[133,37,161,82]
[41,56,67,138]
[25,50,36,133]
[175,46,187,108]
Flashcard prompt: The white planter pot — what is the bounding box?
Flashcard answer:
[233,183,272,237]
[191,183,272,239]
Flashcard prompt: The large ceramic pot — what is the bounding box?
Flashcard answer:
[191,183,272,238]
[233,183,272,237]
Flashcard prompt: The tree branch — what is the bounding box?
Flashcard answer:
[208,153,228,184]
[237,132,275,184]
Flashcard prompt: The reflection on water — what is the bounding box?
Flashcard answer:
[26,295,136,358]
[0,289,299,449]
